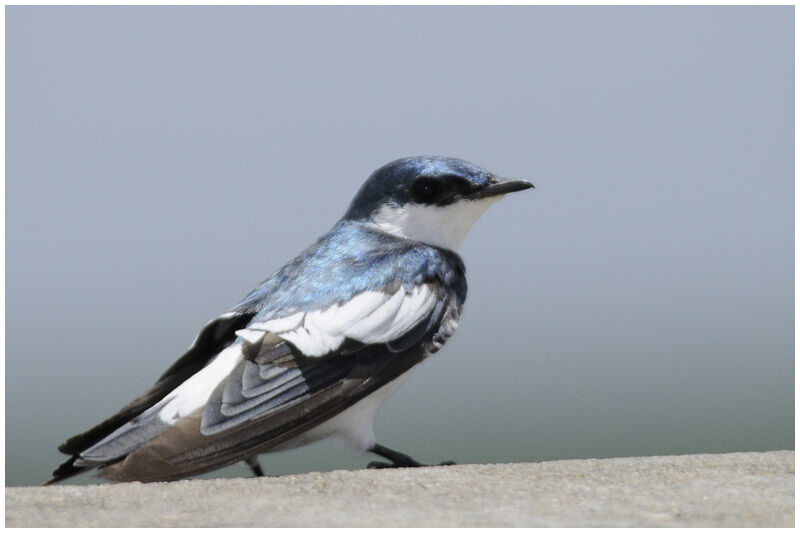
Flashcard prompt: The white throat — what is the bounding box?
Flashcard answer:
[371,197,500,250]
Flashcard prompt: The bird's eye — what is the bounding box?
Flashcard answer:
[411,177,443,203]
[453,178,475,196]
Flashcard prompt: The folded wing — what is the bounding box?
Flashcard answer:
[55,282,458,482]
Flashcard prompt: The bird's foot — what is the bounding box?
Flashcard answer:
[367,443,456,469]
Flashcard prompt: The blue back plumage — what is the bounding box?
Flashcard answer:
[232,220,467,320]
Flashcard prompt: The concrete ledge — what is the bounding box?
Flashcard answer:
[6,451,793,527]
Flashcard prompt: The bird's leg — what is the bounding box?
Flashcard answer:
[366,443,456,469]
[245,456,265,477]
[369,443,423,467]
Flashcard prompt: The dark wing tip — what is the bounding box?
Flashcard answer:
[45,456,91,485]
[56,416,128,456]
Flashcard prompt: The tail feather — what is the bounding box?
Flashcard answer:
[47,312,254,484]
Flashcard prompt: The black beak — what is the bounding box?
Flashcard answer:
[470,177,535,199]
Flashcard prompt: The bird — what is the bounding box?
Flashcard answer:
[47,155,533,484]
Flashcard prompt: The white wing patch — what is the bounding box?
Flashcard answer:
[240,285,437,357]
[155,343,243,424]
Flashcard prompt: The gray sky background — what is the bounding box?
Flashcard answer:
[6,6,793,486]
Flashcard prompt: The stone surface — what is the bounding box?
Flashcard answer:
[6,451,793,527]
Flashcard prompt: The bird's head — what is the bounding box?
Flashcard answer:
[342,156,534,250]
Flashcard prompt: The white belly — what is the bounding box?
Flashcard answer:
[271,370,413,454]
